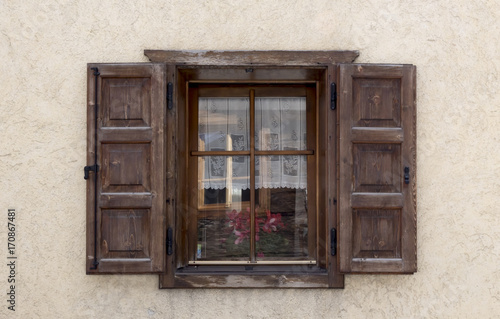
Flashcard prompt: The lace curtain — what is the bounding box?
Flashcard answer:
[198,97,307,190]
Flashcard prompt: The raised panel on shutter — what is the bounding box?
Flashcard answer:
[338,64,416,273]
[86,63,166,274]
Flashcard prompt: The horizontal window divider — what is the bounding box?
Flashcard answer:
[101,192,152,196]
[188,80,318,84]
[255,150,314,156]
[190,150,314,156]
[188,260,317,265]
[191,150,250,156]
[100,258,152,262]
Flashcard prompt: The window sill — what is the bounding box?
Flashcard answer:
[162,272,336,289]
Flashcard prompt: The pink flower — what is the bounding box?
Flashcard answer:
[234,230,249,245]
[262,210,284,233]
[225,208,285,245]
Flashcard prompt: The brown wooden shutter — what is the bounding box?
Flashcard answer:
[86,64,166,274]
[338,64,416,273]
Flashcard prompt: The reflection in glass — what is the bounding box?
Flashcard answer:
[255,97,306,151]
[195,96,310,262]
[198,98,249,151]
[255,155,308,259]
[197,156,250,260]
[255,188,308,259]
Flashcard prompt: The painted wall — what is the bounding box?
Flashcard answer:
[1,0,498,317]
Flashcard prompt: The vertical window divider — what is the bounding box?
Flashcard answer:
[249,89,256,263]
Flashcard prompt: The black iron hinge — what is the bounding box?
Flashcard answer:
[167,82,173,110]
[166,227,173,255]
[84,164,99,180]
[330,228,337,256]
[330,82,337,110]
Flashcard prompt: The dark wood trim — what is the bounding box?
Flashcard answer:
[160,59,346,288]
[162,64,176,286]
[187,86,199,264]
[327,64,345,288]
[249,89,256,263]
[306,86,317,262]
[191,150,314,156]
[191,80,318,84]
[168,273,331,288]
[145,50,359,65]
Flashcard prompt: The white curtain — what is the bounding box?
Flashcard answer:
[199,97,306,190]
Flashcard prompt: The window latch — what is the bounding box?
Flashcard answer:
[330,82,337,110]
[84,164,99,180]
[167,227,173,255]
[330,228,337,256]
[404,166,410,184]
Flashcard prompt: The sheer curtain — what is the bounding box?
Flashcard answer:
[198,97,306,190]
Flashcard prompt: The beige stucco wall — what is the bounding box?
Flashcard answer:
[1,0,499,318]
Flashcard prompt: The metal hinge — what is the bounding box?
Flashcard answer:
[166,227,173,255]
[84,164,99,180]
[330,82,337,110]
[167,82,173,110]
[330,228,337,256]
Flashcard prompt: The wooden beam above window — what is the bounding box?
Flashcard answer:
[144,50,359,65]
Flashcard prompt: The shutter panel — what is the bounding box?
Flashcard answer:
[86,63,166,273]
[338,64,416,273]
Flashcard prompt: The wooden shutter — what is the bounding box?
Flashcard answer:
[338,64,416,273]
[86,64,166,273]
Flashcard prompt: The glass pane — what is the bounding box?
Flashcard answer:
[198,97,249,151]
[256,155,307,190]
[255,97,306,151]
[255,155,308,259]
[197,156,250,260]
[255,188,308,259]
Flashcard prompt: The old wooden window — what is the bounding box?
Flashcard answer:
[189,84,316,264]
[85,51,417,288]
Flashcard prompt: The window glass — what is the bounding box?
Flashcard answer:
[193,87,313,264]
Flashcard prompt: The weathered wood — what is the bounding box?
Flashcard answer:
[160,69,334,287]
[162,64,177,287]
[306,86,318,263]
[176,68,326,82]
[100,193,153,208]
[99,128,153,143]
[86,63,166,274]
[249,89,256,262]
[191,150,314,156]
[326,64,345,288]
[351,127,404,143]
[351,193,404,208]
[145,50,359,65]
[338,64,416,274]
[191,150,250,156]
[170,274,330,288]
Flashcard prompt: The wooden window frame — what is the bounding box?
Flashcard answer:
[189,83,317,265]
[145,51,360,288]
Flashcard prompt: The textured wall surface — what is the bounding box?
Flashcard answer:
[0,0,499,318]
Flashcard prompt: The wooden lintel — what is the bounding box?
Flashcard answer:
[144,50,359,65]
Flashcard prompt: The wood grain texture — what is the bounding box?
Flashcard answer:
[86,63,166,274]
[145,50,359,65]
[161,63,340,288]
[338,64,417,274]
[170,274,330,288]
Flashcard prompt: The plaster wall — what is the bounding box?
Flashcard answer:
[0,0,499,318]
